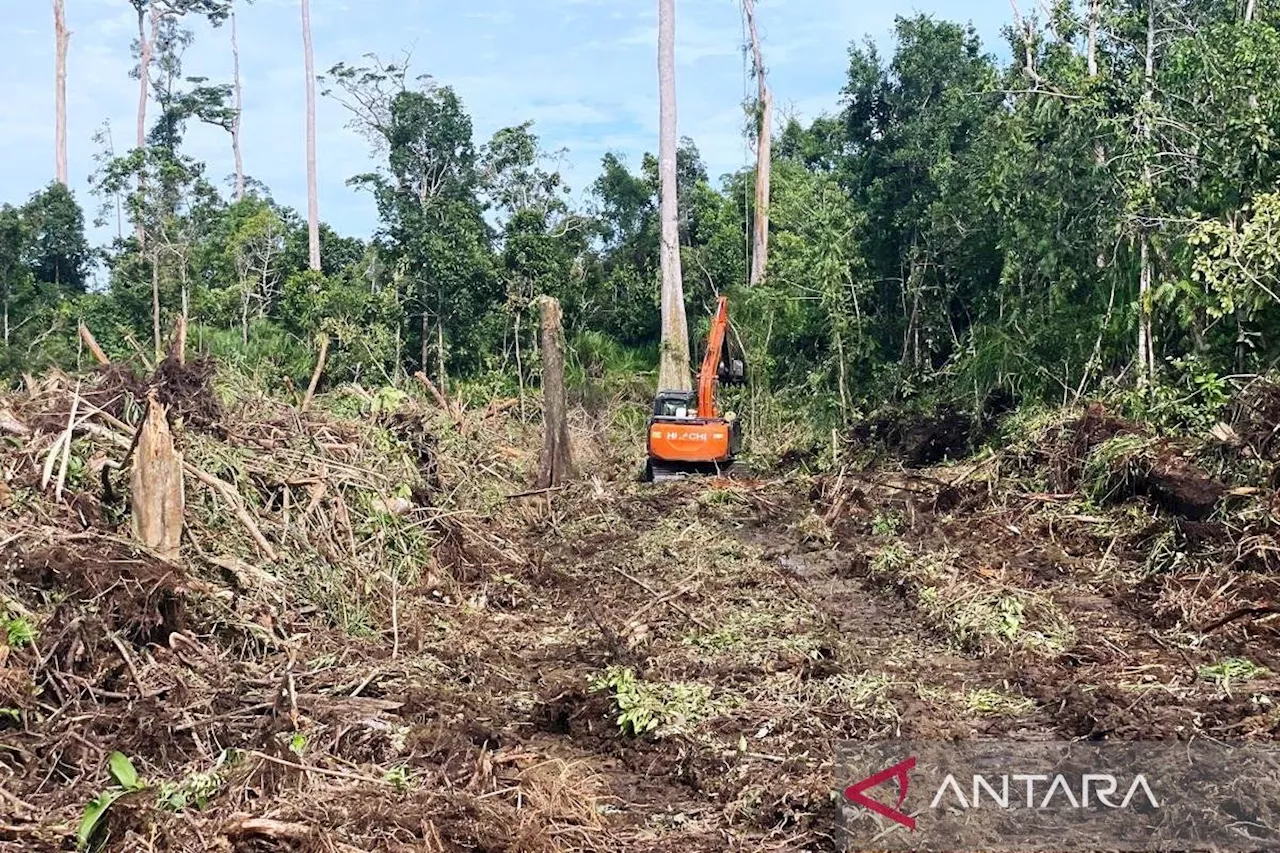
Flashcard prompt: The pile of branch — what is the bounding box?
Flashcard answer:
[0,359,561,851]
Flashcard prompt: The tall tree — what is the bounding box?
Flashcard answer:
[301,0,320,270]
[324,59,497,382]
[1136,0,1157,383]
[128,0,230,244]
[23,183,91,292]
[743,0,772,287]
[132,0,157,244]
[657,0,691,391]
[230,1,246,200]
[52,0,70,187]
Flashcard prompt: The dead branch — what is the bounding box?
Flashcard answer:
[183,463,279,561]
[300,333,329,413]
[224,816,315,842]
[1197,605,1280,634]
[54,384,81,502]
[0,407,28,436]
[505,485,567,500]
[246,751,393,786]
[608,566,711,630]
[413,370,460,421]
[78,322,110,366]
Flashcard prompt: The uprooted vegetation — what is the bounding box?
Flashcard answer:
[1,363,1278,852]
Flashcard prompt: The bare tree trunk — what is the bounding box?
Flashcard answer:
[301,333,329,413]
[52,0,70,187]
[174,313,187,364]
[1008,0,1041,84]
[1243,0,1260,108]
[1137,0,1156,384]
[744,0,771,288]
[131,395,184,563]
[1087,0,1100,77]
[180,263,189,350]
[1138,236,1154,380]
[231,5,246,201]
[420,300,429,374]
[437,320,446,393]
[135,2,157,246]
[301,0,321,271]
[152,250,162,361]
[657,0,691,391]
[535,296,575,489]
[514,310,526,420]
[1090,0,1106,271]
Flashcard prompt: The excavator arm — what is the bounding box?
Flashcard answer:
[697,295,731,419]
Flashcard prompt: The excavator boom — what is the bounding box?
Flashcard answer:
[697,296,731,419]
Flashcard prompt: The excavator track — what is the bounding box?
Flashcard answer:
[643,460,734,483]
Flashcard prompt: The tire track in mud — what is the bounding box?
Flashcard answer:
[800,477,1278,743]
[450,475,1274,851]
[770,546,1045,738]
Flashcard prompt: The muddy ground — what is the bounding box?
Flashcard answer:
[1,370,1278,852]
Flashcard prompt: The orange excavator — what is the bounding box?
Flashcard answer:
[644,295,746,482]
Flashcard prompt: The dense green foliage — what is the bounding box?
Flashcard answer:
[6,1,1280,432]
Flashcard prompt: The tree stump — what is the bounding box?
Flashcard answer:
[535,296,575,489]
[131,394,184,562]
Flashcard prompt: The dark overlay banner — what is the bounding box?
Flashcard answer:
[835,741,1280,851]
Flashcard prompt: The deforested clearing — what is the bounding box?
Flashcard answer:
[1,361,1276,851]
[5,0,1280,848]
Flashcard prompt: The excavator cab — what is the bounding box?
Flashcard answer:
[653,390,698,419]
[644,296,746,482]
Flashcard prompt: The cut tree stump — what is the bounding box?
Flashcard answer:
[535,296,575,489]
[131,394,184,562]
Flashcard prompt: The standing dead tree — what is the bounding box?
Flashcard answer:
[743,0,771,287]
[230,1,247,200]
[52,0,70,187]
[133,1,158,245]
[301,0,321,270]
[535,296,574,489]
[657,0,692,392]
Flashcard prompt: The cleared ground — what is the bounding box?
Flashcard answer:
[1,366,1277,851]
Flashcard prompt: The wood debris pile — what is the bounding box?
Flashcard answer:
[0,360,563,852]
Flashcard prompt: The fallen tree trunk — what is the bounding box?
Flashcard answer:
[535,296,575,489]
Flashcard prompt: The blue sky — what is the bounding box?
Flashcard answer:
[0,0,1009,244]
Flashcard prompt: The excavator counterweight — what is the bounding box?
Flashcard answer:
[644,296,745,482]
